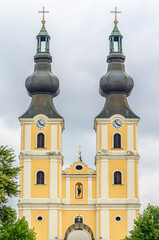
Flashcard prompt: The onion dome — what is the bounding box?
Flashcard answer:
[20,9,62,119]
[25,24,59,97]
[99,24,134,97]
[96,10,139,119]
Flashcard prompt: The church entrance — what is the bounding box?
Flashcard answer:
[64,223,94,240]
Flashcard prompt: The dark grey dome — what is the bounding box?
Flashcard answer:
[25,53,59,97]
[99,53,134,97]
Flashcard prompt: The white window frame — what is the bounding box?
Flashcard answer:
[112,170,123,185]
[35,169,46,185]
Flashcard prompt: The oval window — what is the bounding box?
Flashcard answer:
[37,216,43,222]
[115,216,121,222]
[75,165,83,171]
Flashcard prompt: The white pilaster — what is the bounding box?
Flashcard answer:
[100,209,109,239]
[23,159,31,199]
[24,124,31,150]
[88,177,92,200]
[127,159,135,198]
[49,209,58,239]
[127,124,134,151]
[101,160,109,199]
[96,210,98,239]
[23,209,31,228]
[59,162,62,198]
[137,162,139,197]
[59,210,62,239]
[50,159,57,199]
[66,177,70,203]
[50,124,57,151]
[127,209,136,236]
[101,124,108,150]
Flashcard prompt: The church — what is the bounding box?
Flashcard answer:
[18,7,140,240]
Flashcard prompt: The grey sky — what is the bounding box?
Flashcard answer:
[0,0,159,211]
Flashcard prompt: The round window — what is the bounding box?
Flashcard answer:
[75,165,83,171]
[37,216,43,222]
[115,216,122,222]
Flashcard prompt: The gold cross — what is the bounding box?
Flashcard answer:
[38,7,49,25]
[111,7,121,25]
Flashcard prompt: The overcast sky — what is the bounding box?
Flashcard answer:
[1,0,159,212]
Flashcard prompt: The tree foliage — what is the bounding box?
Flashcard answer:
[0,217,36,240]
[124,204,159,240]
[0,145,36,239]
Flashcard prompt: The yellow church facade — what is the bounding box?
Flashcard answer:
[18,8,140,240]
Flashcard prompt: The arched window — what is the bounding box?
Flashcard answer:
[114,171,122,185]
[36,171,45,184]
[114,133,121,148]
[75,182,83,199]
[37,133,45,148]
[74,215,83,224]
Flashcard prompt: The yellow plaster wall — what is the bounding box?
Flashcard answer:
[92,178,96,199]
[19,210,23,219]
[136,210,139,219]
[70,178,88,204]
[62,210,96,239]
[109,210,127,240]
[31,123,51,150]
[31,210,49,240]
[109,160,127,198]
[62,178,66,199]
[20,159,24,198]
[135,160,138,198]
[31,160,50,198]
[108,123,127,151]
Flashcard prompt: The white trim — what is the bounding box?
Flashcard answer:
[112,132,122,149]
[59,210,62,239]
[73,214,84,224]
[50,159,57,199]
[96,211,98,239]
[35,169,46,184]
[23,209,31,228]
[101,123,108,150]
[137,162,139,198]
[24,124,31,150]
[36,132,46,148]
[127,124,134,151]
[49,209,58,239]
[23,159,31,199]
[51,124,57,151]
[36,215,44,222]
[101,160,109,198]
[114,215,122,222]
[100,209,109,239]
[74,181,84,200]
[127,209,136,236]
[112,170,123,185]
[127,159,135,198]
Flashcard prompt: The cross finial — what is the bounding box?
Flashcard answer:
[78,145,82,162]
[111,7,121,26]
[38,7,49,25]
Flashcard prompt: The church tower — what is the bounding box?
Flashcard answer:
[94,8,140,240]
[18,8,64,240]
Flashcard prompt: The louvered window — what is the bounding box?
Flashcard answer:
[114,171,122,185]
[37,133,44,148]
[37,171,45,184]
[114,133,121,148]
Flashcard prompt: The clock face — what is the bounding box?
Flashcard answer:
[113,119,122,129]
[36,119,46,130]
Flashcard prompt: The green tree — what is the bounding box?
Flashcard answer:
[0,145,21,222]
[123,204,159,240]
[0,145,36,239]
[0,216,36,240]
